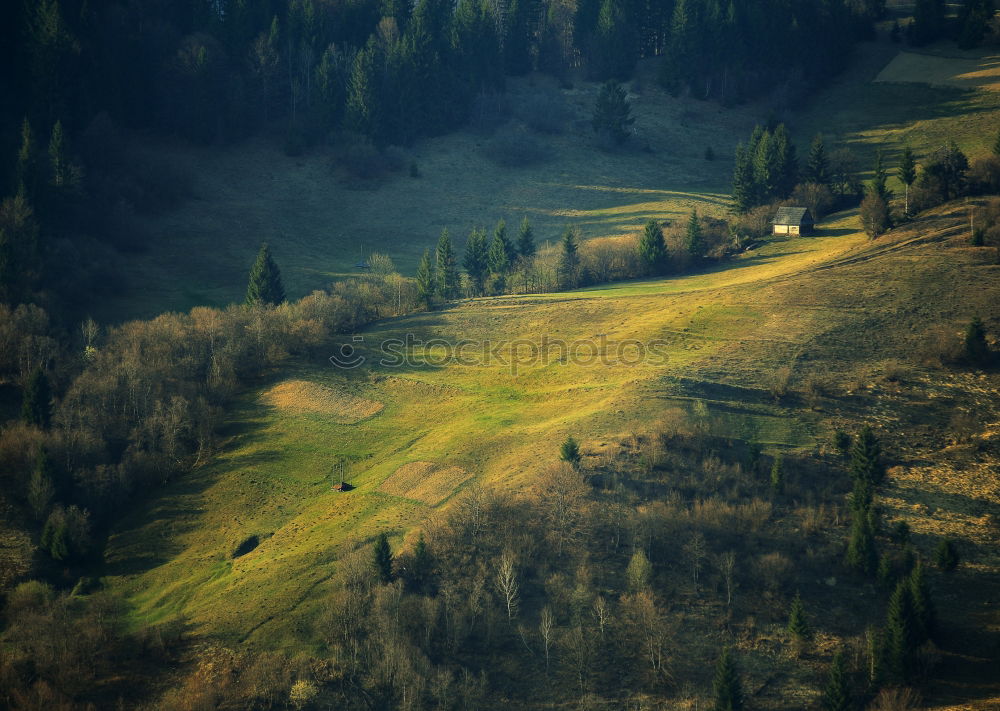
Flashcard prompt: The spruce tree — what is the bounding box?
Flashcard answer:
[245,242,285,306]
[560,435,581,467]
[373,532,394,583]
[416,249,436,306]
[732,143,758,213]
[822,650,853,711]
[935,538,959,571]
[408,532,433,592]
[488,219,513,275]
[870,150,892,205]
[994,128,1000,156]
[885,577,917,683]
[847,505,877,574]
[685,209,703,258]
[591,80,634,145]
[516,217,535,262]
[877,551,896,590]
[772,124,798,197]
[15,118,38,197]
[27,446,55,520]
[435,229,459,299]
[898,145,917,216]
[849,425,884,484]
[48,120,69,188]
[909,560,935,644]
[787,592,810,639]
[463,227,490,296]
[557,226,580,289]
[805,134,830,186]
[21,366,52,428]
[638,219,668,275]
[712,647,743,711]
[963,316,990,366]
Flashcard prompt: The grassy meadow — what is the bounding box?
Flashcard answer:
[96,36,1000,708]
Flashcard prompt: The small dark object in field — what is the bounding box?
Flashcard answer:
[705,146,715,161]
[233,534,260,558]
[410,161,421,178]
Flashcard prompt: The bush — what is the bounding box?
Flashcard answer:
[333,134,405,181]
[483,123,550,167]
[514,91,572,134]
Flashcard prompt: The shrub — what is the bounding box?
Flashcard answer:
[483,123,550,167]
[332,133,405,181]
[514,91,572,134]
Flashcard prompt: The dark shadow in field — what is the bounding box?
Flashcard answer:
[99,401,276,580]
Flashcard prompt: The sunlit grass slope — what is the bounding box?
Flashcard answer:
[105,198,1000,652]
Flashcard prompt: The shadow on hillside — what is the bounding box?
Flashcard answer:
[99,405,277,580]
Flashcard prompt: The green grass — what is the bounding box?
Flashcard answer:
[100,40,1000,656]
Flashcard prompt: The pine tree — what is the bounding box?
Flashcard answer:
[787,592,810,639]
[416,249,436,306]
[27,446,55,520]
[870,150,892,204]
[850,425,884,484]
[847,505,877,574]
[346,40,381,143]
[435,229,459,298]
[373,532,394,583]
[732,143,758,213]
[935,538,959,571]
[909,560,935,644]
[772,124,798,197]
[592,80,634,145]
[15,118,38,196]
[557,226,580,289]
[638,219,669,275]
[770,455,785,495]
[21,366,52,428]
[885,577,917,683]
[898,145,917,216]
[963,316,991,366]
[686,210,703,258]
[805,134,831,186]
[489,219,514,275]
[516,217,536,262]
[246,243,285,306]
[877,551,896,590]
[463,227,490,296]
[821,650,853,711]
[712,647,744,711]
[408,532,433,592]
[560,435,581,467]
[48,119,68,188]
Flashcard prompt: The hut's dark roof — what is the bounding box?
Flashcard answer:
[771,207,814,225]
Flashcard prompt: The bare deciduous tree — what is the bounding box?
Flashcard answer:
[683,532,708,594]
[539,606,554,674]
[717,551,737,607]
[496,549,519,620]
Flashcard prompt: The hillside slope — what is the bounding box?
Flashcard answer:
[103,204,1000,707]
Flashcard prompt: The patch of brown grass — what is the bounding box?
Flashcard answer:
[260,379,383,423]
[379,461,473,506]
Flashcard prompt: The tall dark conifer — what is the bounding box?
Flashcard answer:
[374,532,394,583]
[21,366,52,428]
[712,646,743,711]
[805,134,831,186]
[463,227,490,295]
[435,229,459,299]
[821,650,853,711]
[246,242,285,306]
[638,219,668,275]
